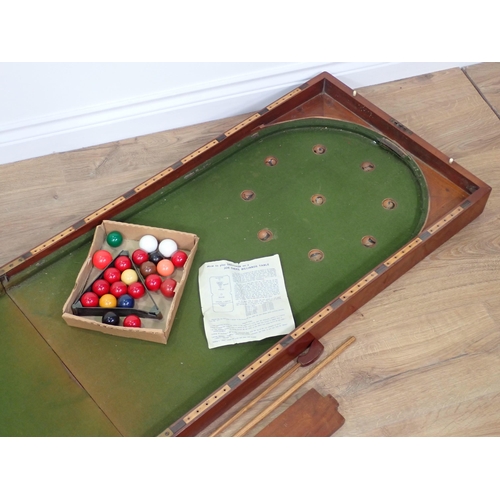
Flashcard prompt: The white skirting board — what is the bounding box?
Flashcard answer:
[0,62,476,166]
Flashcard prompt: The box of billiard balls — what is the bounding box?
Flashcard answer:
[62,220,199,344]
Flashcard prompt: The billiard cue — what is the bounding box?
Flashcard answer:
[209,361,302,437]
[233,336,356,437]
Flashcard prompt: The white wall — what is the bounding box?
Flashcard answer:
[0,62,475,165]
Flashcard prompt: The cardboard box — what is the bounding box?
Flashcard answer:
[62,220,199,344]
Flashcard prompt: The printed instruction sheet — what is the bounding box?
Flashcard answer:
[198,255,295,349]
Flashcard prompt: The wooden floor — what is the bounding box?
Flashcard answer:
[1,63,499,437]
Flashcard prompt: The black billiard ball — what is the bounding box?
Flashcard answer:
[149,250,163,265]
[102,311,120,326]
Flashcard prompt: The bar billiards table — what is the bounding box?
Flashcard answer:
[0,72,491,437]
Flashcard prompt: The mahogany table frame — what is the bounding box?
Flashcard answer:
[0,72,491,437]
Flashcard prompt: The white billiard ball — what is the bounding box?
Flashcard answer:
[158,238,178,258]
[139,234,158,253]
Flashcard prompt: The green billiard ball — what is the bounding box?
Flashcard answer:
[107,231,123,247]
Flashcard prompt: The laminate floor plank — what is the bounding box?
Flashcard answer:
[359,67,500,161]
[464,62,500,118]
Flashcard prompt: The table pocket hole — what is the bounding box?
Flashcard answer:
[313,144,327,155]
[241,190,256,201]
[311,194,326,205]
[264,156,278,167]
[361,161,375,172]
[258,229,273,242]
[308,249,324,262]
[382,198,397,210]
[361,236,377,247]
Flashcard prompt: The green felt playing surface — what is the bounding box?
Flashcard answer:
[0,288,120,436]
[4,118,428,436]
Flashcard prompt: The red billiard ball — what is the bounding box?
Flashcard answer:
[145,274,162,291]
[160,278,177,298]
[114,256,132,272]
[128,282,145,299]
[110,281,128,298]
[91,279,110,297]
[103,267,121,284]
[171,250,188,268]
[132,249,149,265]
[123,315,141,328]
[81,291,99,307]
[92,250,113,269]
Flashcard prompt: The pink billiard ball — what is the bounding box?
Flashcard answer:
[103,267,121,284]
[123,315,141,328]
[160,278,177,298]
[132,249,149,265]
[128,282,145,299]
[92,250,113,270]
[145,274,162,292]
[81,291,99,307]
[91,279,110,297]
[114,256,132,272]
[110,281,128,298]
[157,259,175,277]
[171,250,188,268]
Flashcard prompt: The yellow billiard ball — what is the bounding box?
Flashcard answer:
[99,293,117,308]
[121,269,138,285]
